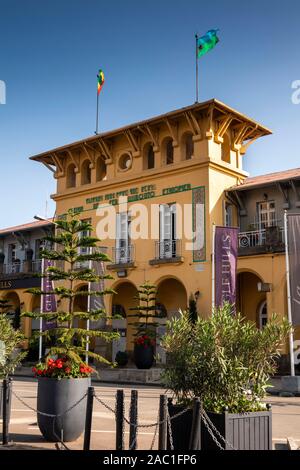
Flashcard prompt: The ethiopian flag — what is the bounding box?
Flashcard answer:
[197,30,219,57]
[97,69,105,95]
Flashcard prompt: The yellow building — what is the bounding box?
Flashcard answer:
[2,99,298,368]
[29,99,289,355]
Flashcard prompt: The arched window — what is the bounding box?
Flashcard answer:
[143,143,155,170]
[258,300,268,329]
[66,164,76,188]
[96,157,106,181]
[164,138,173,165]
[182,133,194,160]
[81,160,91,185]
[221,133,231,163]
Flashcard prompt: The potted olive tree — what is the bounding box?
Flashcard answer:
[161,304,291,450]
[22,212,119,442]
[129,282,159,369]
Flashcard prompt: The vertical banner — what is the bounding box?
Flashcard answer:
[287,214,300,326]
[89,258,106,330]
[215,226,238,308]
[41,259,57,330]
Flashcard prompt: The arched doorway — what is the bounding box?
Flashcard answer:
[236,271,267,327]
[4,292,21,330]
[156,278,188,319]
[112,282,138,357]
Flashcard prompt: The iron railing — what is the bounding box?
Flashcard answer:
[112,244,134,264]
[238,227,285,249]
[0,259,42,276]
[154,240,181,260]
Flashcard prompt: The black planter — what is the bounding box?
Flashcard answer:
[167,400,272,450]
[167,402,194,449]
[201,409,272,450]
[134,344,154,369]
[37,377,90,442]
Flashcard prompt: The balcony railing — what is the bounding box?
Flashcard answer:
[154,239,182,261]
[238,227,285,253]
[112,245,135,265]
[0,259,42,276]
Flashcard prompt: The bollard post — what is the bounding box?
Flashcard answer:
[115,389,124,450]
[83,386,94,451]
[189,398,201,450]
[129,390,138,450]
[2,378,10,445]
[158,394,168,450]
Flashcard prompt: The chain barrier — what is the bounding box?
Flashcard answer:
[10,387,234,451]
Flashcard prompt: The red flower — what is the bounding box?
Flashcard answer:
[65,367,71,374]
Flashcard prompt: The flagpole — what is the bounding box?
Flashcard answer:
[284,210,295,376]
[95,89,99,135]
[39,257,45,360]
[195,34,199,103]
[211,223,216,311]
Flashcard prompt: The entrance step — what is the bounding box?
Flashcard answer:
[96,367,163,385]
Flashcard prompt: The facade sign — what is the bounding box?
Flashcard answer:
[215,226,238,308]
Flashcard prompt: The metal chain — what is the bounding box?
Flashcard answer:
[200,413,224,450]
[94,394,115,414]
[150,409,160,451]
[201,409,236,450]
[12,389,88,418]
[167,409,174,451]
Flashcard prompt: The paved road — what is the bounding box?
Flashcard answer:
[2,377,300,450]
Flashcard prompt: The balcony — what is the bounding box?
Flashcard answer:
[0,259,42,278]
[149,240,184,266]
[107,245,135,271]
[238,226,285,256]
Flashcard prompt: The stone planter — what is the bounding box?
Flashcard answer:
[37,377,90,442]
[134,344,154,369]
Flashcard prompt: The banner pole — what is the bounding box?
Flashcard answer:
[211,224,216,311]
[39,257,45,360]
[284,210,295,376]
[195,34,199,103]
[85,247,92,364]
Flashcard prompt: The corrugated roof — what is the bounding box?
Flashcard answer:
[0,218,53,236]
[229,167,300,191]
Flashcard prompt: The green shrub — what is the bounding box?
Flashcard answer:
[0,309,27,379]
[161,303,291,413]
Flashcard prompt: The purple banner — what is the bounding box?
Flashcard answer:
[215,226,238,308]
[41,259,57,330]
[287,214,300,326]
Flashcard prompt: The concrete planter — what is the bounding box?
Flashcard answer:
[281,375,300,394]
[37,377,90,442]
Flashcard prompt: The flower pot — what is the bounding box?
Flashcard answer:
[167,401,194,449]
[37,377,90,442]
[134,344,154,369]
[201,409,272,450]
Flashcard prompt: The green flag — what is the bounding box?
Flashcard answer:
[197,29,219,57]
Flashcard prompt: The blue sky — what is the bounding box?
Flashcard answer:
[0,0,299,227]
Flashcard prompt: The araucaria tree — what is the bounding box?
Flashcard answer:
[129,281,159,340]
[22,212,119,369]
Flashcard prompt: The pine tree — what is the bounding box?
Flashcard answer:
[21,211,119,366]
